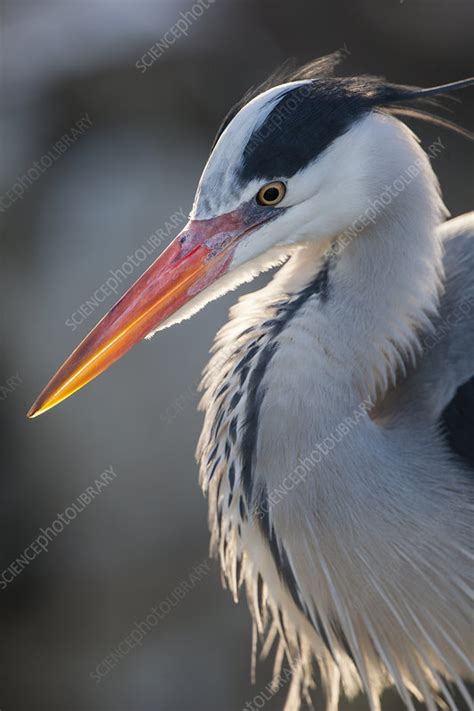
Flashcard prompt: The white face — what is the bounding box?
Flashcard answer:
[149,84,423,333]
[189,82,410,275]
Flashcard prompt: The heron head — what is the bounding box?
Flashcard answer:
[27,64,473,417]
[188,79,374,263]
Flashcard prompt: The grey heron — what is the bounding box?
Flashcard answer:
[28,55,474,710]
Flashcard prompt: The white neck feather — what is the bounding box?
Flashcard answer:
[264,141,447,408]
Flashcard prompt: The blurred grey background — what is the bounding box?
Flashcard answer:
[1,1,473,710]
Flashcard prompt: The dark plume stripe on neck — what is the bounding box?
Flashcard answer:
[240,257,333,505]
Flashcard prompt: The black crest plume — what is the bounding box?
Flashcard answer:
[212,51,474,149]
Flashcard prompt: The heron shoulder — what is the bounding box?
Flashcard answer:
[436,213,474,471]
[374,212,474,447]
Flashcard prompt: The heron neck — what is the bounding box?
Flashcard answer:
[268,184,446,407]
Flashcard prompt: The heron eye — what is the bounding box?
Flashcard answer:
[256,181,286,206]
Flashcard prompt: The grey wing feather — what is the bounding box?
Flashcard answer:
[376,212,474,435]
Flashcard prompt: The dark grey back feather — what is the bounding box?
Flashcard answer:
[441,376,474,470]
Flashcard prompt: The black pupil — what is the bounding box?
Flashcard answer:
[263,186,280,202]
